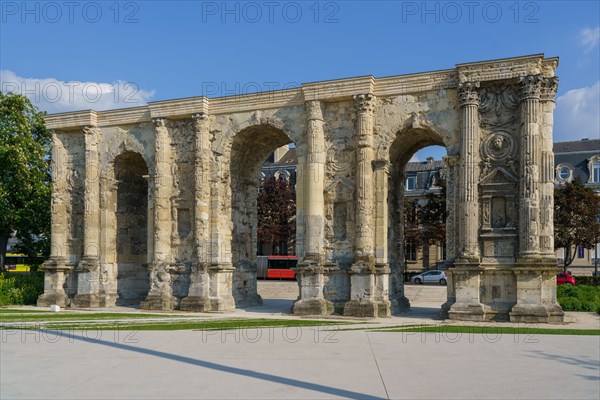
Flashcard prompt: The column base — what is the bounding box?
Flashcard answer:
[209,296,236,311]
[72,293,101,308]
[447,302,487,322]
[37,292,69,308]
[343,300,378,318]
[510,304,564,323]
[180,296,212,312]
[391,295,411,313]
[376,300,392,318]
[140,295,174,311]
[292,298,333,316]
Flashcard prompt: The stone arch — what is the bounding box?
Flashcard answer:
[104,151,151,306]
[386,121,451,310]
[226,121,298,307]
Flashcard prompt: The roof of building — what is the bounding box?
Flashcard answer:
[554,139,600,153]
[405,159,446,172]
[263,147,299,167]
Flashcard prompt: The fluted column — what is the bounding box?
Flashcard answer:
[181,113,212,311]
[38,131,70,307]
[73,125,101,307]
[293,100,333,316]
[373,158,391,317]
[345,93,382,318]
[539,77,559,260]
[141,118,174,310]
[354,93,376,262]
[457,82,481,262]
[518,75,542,260]
[304,100,326,260]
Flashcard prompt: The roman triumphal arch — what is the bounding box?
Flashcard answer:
[38,54,564,322]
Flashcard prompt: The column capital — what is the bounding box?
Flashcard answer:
[153,117,167,128]
[192,112,209,122]
[518,75,542,101]
[443,155,460,166]
[353,93,376,115]
[372,159,389,172]
[458,81,480,106]
[305,100,324,121]
[540,76,559,102]
[82,125,99,135]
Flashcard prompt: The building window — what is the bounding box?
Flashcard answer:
[556,164,573,182]
[406,176,416,191]
[405,238,416,261]
[578,244,585,259]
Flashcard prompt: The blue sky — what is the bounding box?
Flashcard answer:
[1,1,599,160]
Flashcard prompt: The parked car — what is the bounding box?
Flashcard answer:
[556,272,576,286]
[411,270,447,285]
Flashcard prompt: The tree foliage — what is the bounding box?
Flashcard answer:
[257,175,296,255]
[403,181,447,262]
[417,181,447,247]
[0,92,51,270]
[554,178,600,270]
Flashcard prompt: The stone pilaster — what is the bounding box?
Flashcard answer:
[517,75,543,261]
[181,113,212,312]
[539,77,559,261]
[443,155,460,262]
[293,100,333,316]
[73,125,101,308]
[456,82,480,262]
[38,131,71,307]
[345,93,380,317]
[141,118,174,310]
[373,159,392,317]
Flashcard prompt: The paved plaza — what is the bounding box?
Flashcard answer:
[2,285,599,400]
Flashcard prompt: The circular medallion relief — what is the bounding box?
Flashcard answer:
[482,131,515,162]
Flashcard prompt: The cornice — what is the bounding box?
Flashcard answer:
[44,54,558,131]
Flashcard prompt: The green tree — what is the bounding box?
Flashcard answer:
[0,92,51,270]
[257,175,296,255]
[554,178,600,271]
[417,180,447,248]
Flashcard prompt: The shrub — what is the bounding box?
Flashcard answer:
[573,276,600,286]
[0,272,44,306]
[557,284,600,313]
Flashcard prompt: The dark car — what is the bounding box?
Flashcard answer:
[556,272,576,286]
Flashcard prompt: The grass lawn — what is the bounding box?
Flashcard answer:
[375,324,600,336]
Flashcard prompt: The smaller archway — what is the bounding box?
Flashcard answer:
[114,151,150,306]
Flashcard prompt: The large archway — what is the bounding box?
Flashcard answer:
[388,127,452,311]
[228,124,297,307]
[114,151,150,306]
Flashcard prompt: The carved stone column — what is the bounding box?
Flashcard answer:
[38,131,71,307]
[373,159,391,317]
[440,155,460,316]
[539,77,559,261]
[141,118,174,310]
[447,83,485,321]
[457,82,480,262]
[345,93,380,317]
[72,125,101,308]
[517,75,543,261]
[510,75,563,323]
[293,100,333,316]
[181,113,212,312]
[208,131,235,312]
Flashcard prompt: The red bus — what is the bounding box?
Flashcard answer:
[257,255,297,279]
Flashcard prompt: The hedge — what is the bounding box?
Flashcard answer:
[573,276,600,286]
[557,284,600,313]
[0,272,44,306]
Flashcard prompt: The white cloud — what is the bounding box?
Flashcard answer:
[554,81,600,142]
[0,70,155,114]
[579,27,600,52]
